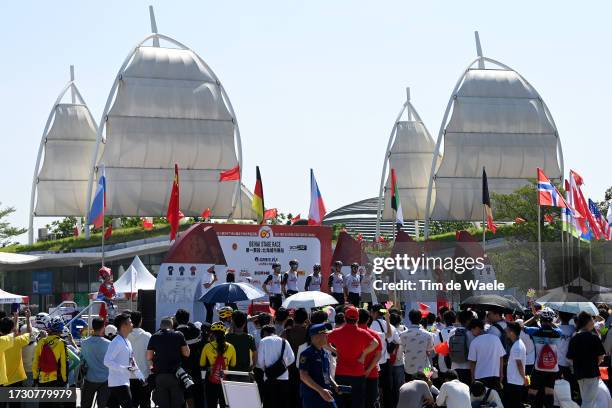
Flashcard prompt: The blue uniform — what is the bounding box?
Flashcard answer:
[299,345,336,408]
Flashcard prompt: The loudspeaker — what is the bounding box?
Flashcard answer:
[137,289,156,333]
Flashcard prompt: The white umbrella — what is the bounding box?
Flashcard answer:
[537,292,599,315]
[282,291,338,309]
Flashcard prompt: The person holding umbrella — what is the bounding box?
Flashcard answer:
[202,266,218,324]
[263,263,284,311]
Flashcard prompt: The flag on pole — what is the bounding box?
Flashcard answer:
[570,170,601,239]
[88,165,106,229]
[308,169,326,225]
[544,214,554,223]
[219,165,240,182]
[201,208,211,221]
[537,168,568,208]
[252,166,265,224]
[514,217,526,224]
[290,214,301,224]
[104,224,113,240]
[264,208,278,220]
[390,168,404,228]
[589,199,610,240]
[482,168,496,233]
[142,217,154,230]
[167,164,180,240]
[607,202,612,240]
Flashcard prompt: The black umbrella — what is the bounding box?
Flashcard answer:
[461,294,523,313]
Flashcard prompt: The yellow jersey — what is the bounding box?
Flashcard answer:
[32,335,67,384]
[200,341,236,369]
[4,333,29,385]
[0,334,14,385]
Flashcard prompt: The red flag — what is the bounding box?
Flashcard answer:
[357,233,363,242]
[544,214,554,223]
[264,208,278,220]
[142,217,154,230]
[104,225,113,239]
[219,165,240,182]
[167,164,180,240]
[201,208,211,220]
[290,214,301,224]
[73,225,80,237]
[514,217,526,224]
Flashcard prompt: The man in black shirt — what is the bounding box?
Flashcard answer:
[175,309,204,408]
[566,312,606,408]
[147,318,190,408]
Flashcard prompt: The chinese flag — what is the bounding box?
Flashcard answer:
[201,208,211,220]
[219,165,240,182]
[104,225,113,240]
[264,208,278,220]
[167,164,180,240]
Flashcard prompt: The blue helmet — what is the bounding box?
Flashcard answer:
[47,316,65,333]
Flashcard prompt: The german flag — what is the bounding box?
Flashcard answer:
[252,166,264,224]
[482,167,496,234]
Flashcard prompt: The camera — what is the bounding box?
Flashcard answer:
[175,367,194,390]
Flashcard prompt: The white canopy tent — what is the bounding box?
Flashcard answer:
[424,32,563,238]
[85,7,253,236]
[113,256,156,294]
[28,66,99,244]
[0,289,28,304]
[375,87,438,239]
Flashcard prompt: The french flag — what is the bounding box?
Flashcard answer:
[308,169,326,225]
[537,168,568,208]
[88,165,106,229]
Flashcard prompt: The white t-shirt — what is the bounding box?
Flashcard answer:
[486,320,507,339]
[436,379,471,408]
[331,273,344,293]
[433,326,455,372]
[520,330,536,365]
[467,333,506,380]
[370,318,389,363]
[257,335,295,380]
[556,324,575,368]
[507,339,527,385]
[344,274,361,294]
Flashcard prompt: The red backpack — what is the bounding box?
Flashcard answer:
[536,344,557,370]
[208,354,226,384]
[39,343,58,374]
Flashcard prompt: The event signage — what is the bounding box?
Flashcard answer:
[32,271,53,295]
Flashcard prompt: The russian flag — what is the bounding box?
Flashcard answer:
[308,169,326,225]
[88,165,106,229]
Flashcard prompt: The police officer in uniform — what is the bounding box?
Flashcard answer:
[263,262,283,310]
[299,323,338,408]
[304,264,322,291]
[283,259,300,297]
[328,261,345,305]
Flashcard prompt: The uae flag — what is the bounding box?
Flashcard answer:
[390,168,404,229]
[167,164,180,240]
[482,167,496,233]
[252,166,265,224]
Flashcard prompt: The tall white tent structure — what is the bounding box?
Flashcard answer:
[85,7,253,235]
[29,66,99,244]
[376,88,437,239]
[424,32,564,238]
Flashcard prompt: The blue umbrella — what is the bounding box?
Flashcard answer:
[199,282,266,304]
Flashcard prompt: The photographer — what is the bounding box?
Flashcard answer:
[146,318,190,408]
[175,309,205,408]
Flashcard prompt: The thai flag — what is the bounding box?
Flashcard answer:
[308,169,326,225]
[537,168,567,208]
[88,165,106,229]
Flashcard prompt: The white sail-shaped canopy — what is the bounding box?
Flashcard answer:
[375,89,437,239]
[87,25,253,222]
[29,67,99,243]
[424,36,563,237]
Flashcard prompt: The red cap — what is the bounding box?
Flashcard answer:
[344,306,359,321]
[99,266,111,278]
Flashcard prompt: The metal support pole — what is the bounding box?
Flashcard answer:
[149,6,160,47]
[537,202,542,291]
[70,65,75,104]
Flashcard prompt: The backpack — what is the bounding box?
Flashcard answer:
[536,344,557,371]
[208,353,226,384]
[39,342,59,374]
[449,327,469,364]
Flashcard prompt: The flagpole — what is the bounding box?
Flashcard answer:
[560,217,565,287]
[482,202,486,253]
[101,202,106,267]
[537,198,542,292]
[589,241,593,293]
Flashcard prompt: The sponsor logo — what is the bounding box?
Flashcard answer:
[289,245,307,251]
[259,226,273,239]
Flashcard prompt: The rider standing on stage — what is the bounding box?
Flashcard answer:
[304,264,322,292]
[344,263,362,307]
[263,262,283,310]
[283,260,300,297]
[328,261,345,305]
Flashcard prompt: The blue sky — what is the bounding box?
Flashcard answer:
[1,1,610,242]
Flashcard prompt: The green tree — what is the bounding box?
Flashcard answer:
[597,186,612,215]
[46,217,78,239]
[0,204,27,245]
[428,221,473,236]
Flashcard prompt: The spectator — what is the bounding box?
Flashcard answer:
[504,321,527,408]
[146,317,189,408]
[567,312,606,408]
[557,312,577,396]
[434,310,457,379]
[469,380,504,408]
[226,310,257,372]
[368,304,395,408]
[467,318,506,391]
[449,309,474,385]
[175,309,204,408]
[128,311,152,408]
[358,308,383,408]
[327,306,378,408]
[104,314,138,408]
[0,318,15,387]
[400,309,434,381]
[4,310,31,387]
[523,307,563,408]
[20,325,39,387]
[281,308,308,408]
[80,317,111,408]
[486,308,508,344]
[396,377,434,408]
[257,325,295,408]
[389,312,406,407]
[274,308,290,335]
[596,378,612,408]
[32,316,67,387]
[200,321,236,408]
[515,318,536,375]
[435,369,471,408]
[202,265,218,324]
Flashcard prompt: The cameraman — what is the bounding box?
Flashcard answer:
[146,318,190,408]
[175,309,205,408]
